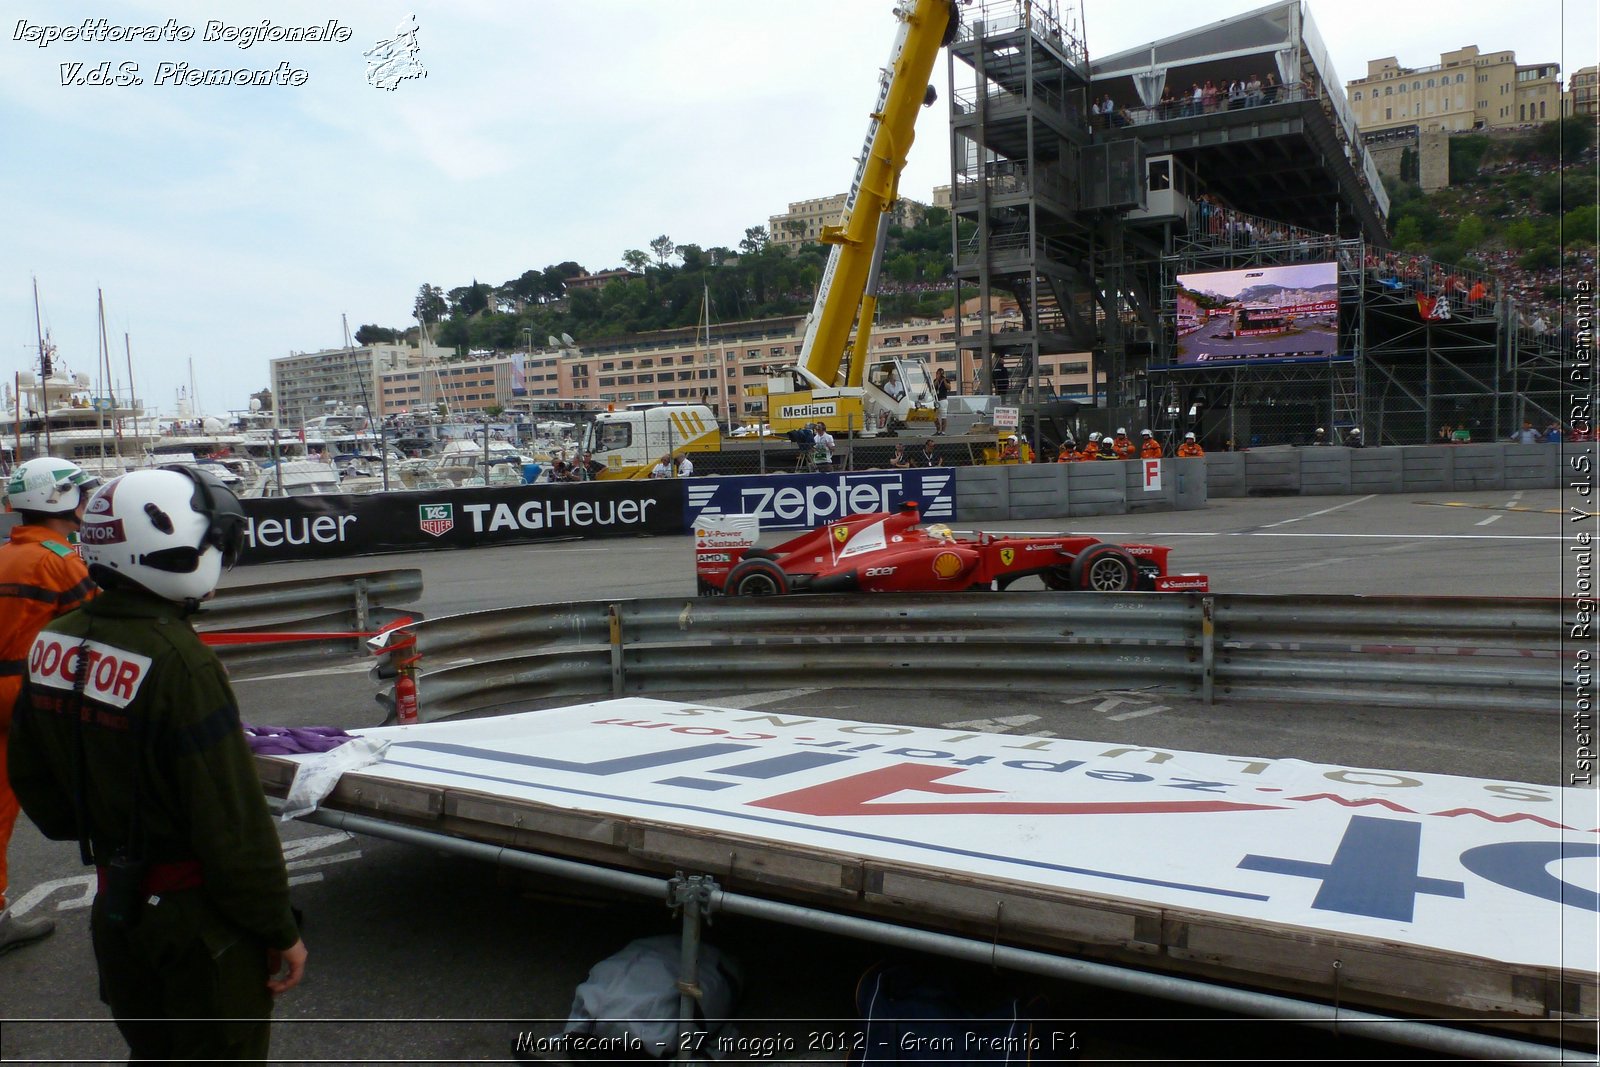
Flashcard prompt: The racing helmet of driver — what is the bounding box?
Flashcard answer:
[80,466,246,603]
[4,457,100,517]
[925,523,956,542]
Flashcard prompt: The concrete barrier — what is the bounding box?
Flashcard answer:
[1204,452,1247,498]
[1400,446,1453,493]
[1506,444,1563,489]
[1299,448,1352,495]
[1201,442,1568,501]
[1350,448,1404,494]
[1172,458,1209,510]
[1066,462,1130,516]
[952,465,1009,522]
[1243,448,1301,494]
[1449,443,1506,491]
[1007,463,1070,519]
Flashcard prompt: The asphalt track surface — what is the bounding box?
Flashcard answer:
[3,488,1592,1064]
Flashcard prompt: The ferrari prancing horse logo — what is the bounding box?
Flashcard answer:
[1000,547,1015,566]
[833,525,849,544]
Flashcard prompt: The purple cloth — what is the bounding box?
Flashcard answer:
[243,723,359,756]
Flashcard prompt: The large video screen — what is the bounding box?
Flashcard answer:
[1174,261,1339,364]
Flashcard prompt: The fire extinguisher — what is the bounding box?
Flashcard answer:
[394,656,419,725]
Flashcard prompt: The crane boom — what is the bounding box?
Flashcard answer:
[793,0,958,392]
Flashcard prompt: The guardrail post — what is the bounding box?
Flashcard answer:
[352,578,371,642]
[608,603,625,697]
[1201,595,1215,706]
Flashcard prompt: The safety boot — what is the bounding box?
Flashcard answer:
[0,907,55,955]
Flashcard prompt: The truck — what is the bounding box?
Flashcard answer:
[580,399,1031,479]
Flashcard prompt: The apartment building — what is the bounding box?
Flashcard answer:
[767,193,929,250]
[270,342,433,430]
[374,349,568,417]
[1347,45,1561,134]
[568,300,1094,419]
[347,304,1098,426]
[1568,66,1598,118]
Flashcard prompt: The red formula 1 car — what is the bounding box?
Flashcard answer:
[694,502,1207,596]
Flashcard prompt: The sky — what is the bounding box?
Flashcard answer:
[3,0,1595,420]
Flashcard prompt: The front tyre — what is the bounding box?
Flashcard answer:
[1069,545,1137,592]
[726,557,790,596]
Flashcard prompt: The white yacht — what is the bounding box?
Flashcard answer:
[0,368,162,477]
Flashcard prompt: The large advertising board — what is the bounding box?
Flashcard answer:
[325,698,1595,972]
[683,469,957,531]
[239,481,684,564]
[1174,261,1339,365]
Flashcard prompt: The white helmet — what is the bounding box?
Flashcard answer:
[1184,432,1196,440]
[1140,429,1152,437]
[1348,427,1362,436]
[1089,432,1102,441]
[4,457,99,515]
[1116,427,1127,435]
[80,467,246,602]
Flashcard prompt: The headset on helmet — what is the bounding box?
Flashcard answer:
[79,466,246,603]
[4,457,99,515]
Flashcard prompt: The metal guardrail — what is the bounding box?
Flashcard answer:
[371,592,1563,723]
[199,569,424,675]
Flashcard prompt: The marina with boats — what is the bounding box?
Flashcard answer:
[4,357,589,499]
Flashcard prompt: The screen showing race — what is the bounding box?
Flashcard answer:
[1174,261,1339,365]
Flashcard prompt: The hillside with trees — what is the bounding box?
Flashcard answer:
[1383,117,1594,325]
[357,118,1595,359]
[358,209,969,358]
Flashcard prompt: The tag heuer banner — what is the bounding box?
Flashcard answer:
[238,482,684,564]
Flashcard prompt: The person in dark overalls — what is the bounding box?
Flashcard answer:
[9,467,306,1064]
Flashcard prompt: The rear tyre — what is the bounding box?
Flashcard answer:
[726,558,790,597]
[1070,545,1137,592]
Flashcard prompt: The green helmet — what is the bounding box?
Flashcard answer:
[4,457,100,515]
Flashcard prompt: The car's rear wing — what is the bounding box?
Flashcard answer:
[693,513,760,589]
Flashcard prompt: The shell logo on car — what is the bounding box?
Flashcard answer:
[932,551,964,580]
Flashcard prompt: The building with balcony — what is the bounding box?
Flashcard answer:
[1567,65,1598,118]
[270,342,439,430]
[768,193,930,250]
[1347,46,1561,134]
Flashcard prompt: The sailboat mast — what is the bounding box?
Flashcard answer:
[124,332,139,441]
[33,277,51,457]
[97,288,119,455]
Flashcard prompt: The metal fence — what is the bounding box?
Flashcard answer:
[371,591,1563,723]
[199,569,423,676]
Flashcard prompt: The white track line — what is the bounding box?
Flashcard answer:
[1260,494,1376,528]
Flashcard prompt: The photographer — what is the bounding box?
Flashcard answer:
[785,425,816,471]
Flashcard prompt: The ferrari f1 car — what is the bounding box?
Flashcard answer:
[694,502,1208,596]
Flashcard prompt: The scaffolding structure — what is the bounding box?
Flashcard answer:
[945,0,1568,449]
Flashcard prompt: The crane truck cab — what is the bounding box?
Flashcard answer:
[762,354,939,437]
[582,402,720,479]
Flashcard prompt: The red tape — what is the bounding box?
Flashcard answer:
[200,616,415,648]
